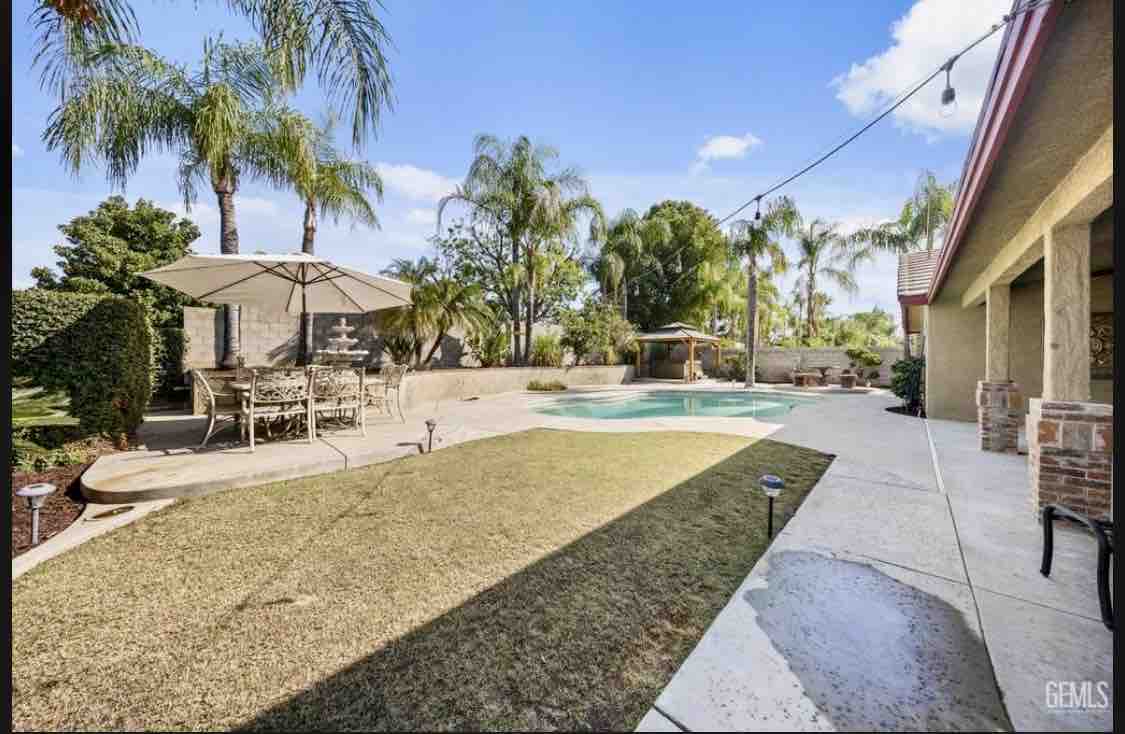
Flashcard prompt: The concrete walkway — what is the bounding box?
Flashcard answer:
[637,393,1112,732]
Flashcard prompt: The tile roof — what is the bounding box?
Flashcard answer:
[897,249,942,302]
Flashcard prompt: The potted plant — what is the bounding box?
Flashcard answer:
[840,362,858,389]
[866,368,882,388]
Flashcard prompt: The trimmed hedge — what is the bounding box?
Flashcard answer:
[152,327,188,399]
[13,290,152,435]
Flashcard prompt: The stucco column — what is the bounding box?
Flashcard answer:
[1043,223,1091,401]
[985,284,1010,381]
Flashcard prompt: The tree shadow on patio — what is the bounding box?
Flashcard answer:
[236,438,832,732]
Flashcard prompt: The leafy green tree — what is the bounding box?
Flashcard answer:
[793,219,856,342]
[560,300,638,366]
[438,134,602,364]
[31,0,394,146]
[626,200,731,330]
[435,219,586,340]
[30,196,201,328]
[727,196,800,386]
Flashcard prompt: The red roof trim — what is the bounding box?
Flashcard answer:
[927,0,1061,302]
[898,294,929,306]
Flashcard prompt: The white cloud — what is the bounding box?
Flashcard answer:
[375,163,458,202]
[832,0,1010,138]
[690,133,763,175]
[406,207,437,225]
[12,143,23,158]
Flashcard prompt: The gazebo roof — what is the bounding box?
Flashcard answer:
[636,322,721,343]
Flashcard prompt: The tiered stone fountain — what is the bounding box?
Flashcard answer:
[315,316,370,365]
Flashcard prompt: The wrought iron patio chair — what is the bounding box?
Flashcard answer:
[242,368,313,451]
[366,363,410,422]
[310,366,366,439]
[191,369,243,448]
[1040,504,1114,630]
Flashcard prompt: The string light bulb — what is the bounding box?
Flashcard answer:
[940,57,958,118]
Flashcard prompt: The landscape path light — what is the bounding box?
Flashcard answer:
[425,418,437,453]
[759,474,785,539]
[16,483,56,546]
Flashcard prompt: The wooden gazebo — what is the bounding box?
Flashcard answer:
[634,322,722,383]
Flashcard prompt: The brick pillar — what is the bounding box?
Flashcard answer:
[1028,399,1112,517]
[976,381,1021,453]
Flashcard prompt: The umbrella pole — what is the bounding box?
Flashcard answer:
[299,266,310,367]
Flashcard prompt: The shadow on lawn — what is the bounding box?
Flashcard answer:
[237,438,833,732]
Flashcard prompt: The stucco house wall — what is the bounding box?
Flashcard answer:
[924,299,986,422]
[1008,282,1044,414]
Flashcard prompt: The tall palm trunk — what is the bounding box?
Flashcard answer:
[805,272,816,342]
[215,172,242,368]
[509,238,522,364]
[299,200,317,365]
[522,261,535,365]
[745,258,757,388]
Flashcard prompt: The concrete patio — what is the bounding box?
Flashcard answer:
[637,392,1112,732]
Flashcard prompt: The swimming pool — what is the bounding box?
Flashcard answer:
[536,391,814,420]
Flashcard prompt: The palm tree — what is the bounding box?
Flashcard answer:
[793,219,857,341]
[279,116,384,362]
[438,134,602,364]
[30,0,394,146]
[589,209,671,320]
[848,170,955,264]
[727,196,800,387]
[44,38,314,366]
[380,257,490,368]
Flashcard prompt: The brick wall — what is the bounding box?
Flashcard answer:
[1028,399,1112,517]
[976,381,1022,453]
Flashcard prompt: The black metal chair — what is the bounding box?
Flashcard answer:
[1040,504,1113,630]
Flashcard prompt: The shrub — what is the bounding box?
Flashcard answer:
[560,301,637,365]
[13,290,152,436]
[890,356,925,414]
[845,347,883,375]
[467,318,510,368]
[721,355,747,382]
[151,326,188,399]
[527,379,567,392]
[529,334,564,368]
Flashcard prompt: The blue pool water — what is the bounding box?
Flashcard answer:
[536,391,813,419]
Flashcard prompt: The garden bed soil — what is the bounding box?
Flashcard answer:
[11,436,121,558]
[11,464,89,558]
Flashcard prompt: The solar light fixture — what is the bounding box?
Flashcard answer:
[425,418,437,453]
[16,483,56,546]
[759,474,784,539]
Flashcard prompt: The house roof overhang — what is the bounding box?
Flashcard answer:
[928,0,1062,303]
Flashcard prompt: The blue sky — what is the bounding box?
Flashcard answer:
[11,0,1013,319]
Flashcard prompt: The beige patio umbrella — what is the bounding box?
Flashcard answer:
[142,252,412,365]
[141,252,412,313]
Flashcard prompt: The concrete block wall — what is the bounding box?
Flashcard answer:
[755,346,903,385]
[181,306,565,373]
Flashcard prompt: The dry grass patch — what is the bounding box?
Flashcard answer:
[12,429,832,731]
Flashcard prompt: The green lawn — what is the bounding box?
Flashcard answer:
[12,429,831,731]
[11,384,77,428]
